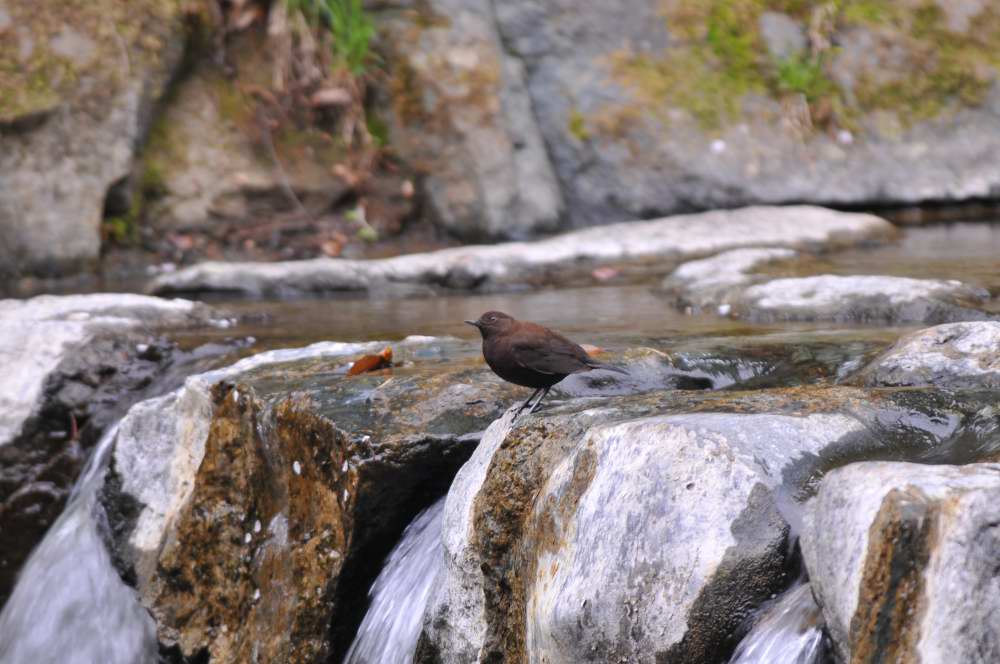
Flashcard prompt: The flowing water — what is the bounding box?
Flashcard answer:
[729,581,827,664]
[0,424,157,664]
[343,498,446,664]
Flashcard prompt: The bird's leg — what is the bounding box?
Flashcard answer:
[527,387,551,414]
[514,388,542,417]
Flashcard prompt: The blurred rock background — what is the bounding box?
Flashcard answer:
[2,0,999,278]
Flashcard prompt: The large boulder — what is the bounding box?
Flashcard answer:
[0,0,189,276]
[490,1,1000,226]
[416,385,1000,663]
[862,321,1000,389]
[0,293,216,607]
[801,461,1000,662]
[379,0,563,241]
[100,337,527,663]
[149,205,893,296]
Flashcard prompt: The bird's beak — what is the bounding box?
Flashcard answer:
[464,320,480,327]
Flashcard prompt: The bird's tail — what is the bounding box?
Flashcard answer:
[587,359,629,376]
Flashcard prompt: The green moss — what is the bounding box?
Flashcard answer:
[567,109,591,141]
[0,0,184,123]
[775,52,836,102]
[101,193,143,246]
[608,0,1000,133]
[853,3,1000,124]
[365,109,390,147]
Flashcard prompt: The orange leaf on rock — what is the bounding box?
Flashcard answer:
[348,347,393,376]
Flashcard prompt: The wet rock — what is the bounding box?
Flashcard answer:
[733,275,991,324]
[0,293,216,607]
[801,461,1000,663]
[862,321,1000,389]
[149,206,892,297]
[662,247,800,312]
[0,0,187,276]
[379,0,563,241]
[100,338,527,663]
[416,385,996,663]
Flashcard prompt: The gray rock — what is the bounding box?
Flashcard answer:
[662,247,799,312]
[758,12,807,60]
[487,1,1000,227]
[417,385,997,663]
[418,409,520,663]
[862,321,1000,389]
[149,206,892,296]
[0,293,216,607]
[380,0,563,240]
[734,274,991,323]
[0,294,213,447]
[801,461,1000,662]
[142,48,351,232]
[0,2,186,276]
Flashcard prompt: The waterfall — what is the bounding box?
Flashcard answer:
[729,581,827,664]
[0,424,158,664]
[344,498,445,664]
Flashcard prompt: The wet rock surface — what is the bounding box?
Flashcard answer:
[802,461,1000,663]
[666,261,994,324]
[149,206,892,296]
[101,332,823,663]
[100,338,522,663]
[735,275,992,324]
[0,293,217,607]
[862,321,1000,389]
[416,385,1000,664]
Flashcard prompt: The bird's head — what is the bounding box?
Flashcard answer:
[465,311,515,338]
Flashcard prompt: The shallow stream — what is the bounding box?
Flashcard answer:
[2,221,998,663]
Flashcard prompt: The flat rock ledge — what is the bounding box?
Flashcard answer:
[0,293,217,607]
[862,321,1000,389]
[148,206,892,297]
[665,251,993,323]
[802,461,1000,663]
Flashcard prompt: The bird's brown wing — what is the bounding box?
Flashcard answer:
[509,331,592,376]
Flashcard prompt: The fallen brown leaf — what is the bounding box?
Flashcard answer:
[348,347,393,376]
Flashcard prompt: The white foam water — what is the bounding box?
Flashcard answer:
[0,424,158,664]
[344,498,445,664]
[729,581,826,664]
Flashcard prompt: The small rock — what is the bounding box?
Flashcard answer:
[862,321,1000,389]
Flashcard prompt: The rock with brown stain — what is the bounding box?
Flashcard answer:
[101,338,525,663]
[416,386,1000,664]
[801,461,1000,663]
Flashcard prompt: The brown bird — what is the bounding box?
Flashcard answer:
[465,311,628,416]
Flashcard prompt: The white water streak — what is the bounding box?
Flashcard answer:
[729,581,826,664]
[344,498,445,664]
[0,424,158,664]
